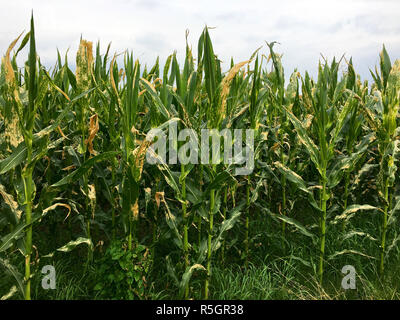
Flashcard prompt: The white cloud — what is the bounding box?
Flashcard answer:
[1,0,399,81]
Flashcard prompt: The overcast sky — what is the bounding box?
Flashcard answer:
[1,0,399,82]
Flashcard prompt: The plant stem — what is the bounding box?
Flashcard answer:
[342,170,350,232]
[152,206,157,270]
[380,182,389,277]
[128,218,133,251]
[181,164,189,299]
[231,183,236,208]
[221,186,228,262]
[319,175,327,285]
[24,142,33,300]
[281,175,287,247]
[198,165,203,248]
[280,136,287,247]
[111,159,116,240]
[205,188,215,300]
[245,177,250,268]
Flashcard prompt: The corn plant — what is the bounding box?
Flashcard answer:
[0,15,83,299]
[368,47,400,276]
[0,16,42,300]
[281,59,364,284]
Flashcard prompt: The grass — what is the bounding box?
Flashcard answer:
[4,233,399,300]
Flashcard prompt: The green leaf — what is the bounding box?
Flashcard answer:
[283,106,321,174]
[386,233,400,257]
[165,255,179,287]
[140,78,170,119]
[161,199,183,249]
[179,264,206,298]
[15,32,30,56]
[51,151,119,187]
[259,205,316,241]
[28,13,36,122]
[388,196,400,225]
[274,161,320,211]
[121,169,139,230]
[179,163,194,184]
[211,205,243,252]
[155,162,181,198]
[203,27,217,104]
[0,220,30,253]
[203,170,236,196]
[0,143,27,174]
[289,255,311,268]
[0,203,67,253]
[329,94,356,153]
[380,44,392,88]
[0,258,24,297]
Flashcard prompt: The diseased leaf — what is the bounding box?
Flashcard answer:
[333,204,379,224]
[328,249,376,260]
[43,237,93,258]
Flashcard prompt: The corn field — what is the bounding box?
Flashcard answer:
[1,16,400,300]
